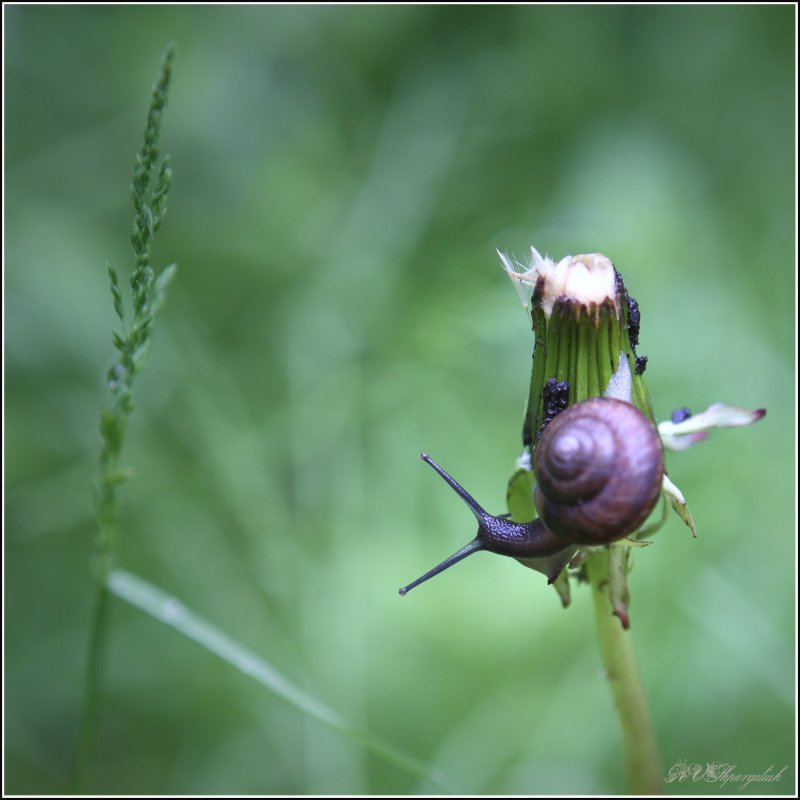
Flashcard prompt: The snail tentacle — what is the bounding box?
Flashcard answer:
[399,455,566,595]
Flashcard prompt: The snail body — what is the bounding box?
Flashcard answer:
[399,355,665,596]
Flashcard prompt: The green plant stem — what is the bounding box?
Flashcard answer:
[72,583,110,791]
[72,43,174,792]
[72,438,122,791]
[587,549,662,794]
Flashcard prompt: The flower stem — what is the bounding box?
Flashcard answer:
[503,250,665,792]
[587,549,662,794]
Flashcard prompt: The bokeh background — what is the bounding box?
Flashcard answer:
[4,4,795,795]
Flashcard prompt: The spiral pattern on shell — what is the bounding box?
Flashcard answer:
[533,397,664,545]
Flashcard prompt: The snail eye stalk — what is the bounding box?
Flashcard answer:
[399,455,487,596]
[398,538,483,596]
[419,453,489,521]
[400,452,573,594]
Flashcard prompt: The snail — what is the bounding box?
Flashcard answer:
[399,354,665,595]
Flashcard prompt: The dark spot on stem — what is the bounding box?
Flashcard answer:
[539,378,569,436]
[671,406,692,424]
[614,268,625,296]
[532,275,545,308]
[627,297,641,348]
[614,268,648,374]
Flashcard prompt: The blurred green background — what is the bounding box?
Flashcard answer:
[4,4,795,795]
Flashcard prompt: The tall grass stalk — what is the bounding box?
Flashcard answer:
[70,45,448,792]
[73,44,176,791]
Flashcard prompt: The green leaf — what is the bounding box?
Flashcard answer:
[130,342,150,374]
[107,263,125,321]
[152,262,177,313]
[106,569,451,792]
[506,467,536,522]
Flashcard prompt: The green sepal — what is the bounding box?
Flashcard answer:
[551,568,571,608]
[506,467,536,522]
[608,543,631,630]
[662,475,698,537]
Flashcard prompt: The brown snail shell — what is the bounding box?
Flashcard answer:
[533,397,664,546]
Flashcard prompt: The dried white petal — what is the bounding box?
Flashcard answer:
[658,403,766,438]
[498,246,618,317]
[660,431,709,451]
[497,249,532,311]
